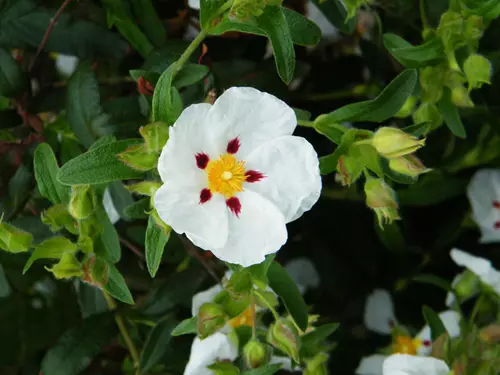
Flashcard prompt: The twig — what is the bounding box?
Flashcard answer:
[119,236,145,260]
[28,0,73,72]
[180,236,220,282]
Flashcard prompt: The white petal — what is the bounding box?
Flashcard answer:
[285,257,320,294]
[270,356,293,371]
[467,169,500,243]
[157,103,215,185]
[191,283,223,317]
[207,87,297,158]
[306,1,340,40]
[356,354,387,375]
[364,289,397,335]
[245,135,321,222]
[188,0,200,9]
[450,249,500,293]
[103,189,120,224]
[445,273,461,308]
[154,183,228,249]
[184,333,238,375]
[212,190,287,267]
[415,310,461,355]
[382,354,449,375]
[55,54,78,76]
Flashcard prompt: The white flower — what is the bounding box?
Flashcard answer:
[467,169,500,243]
[154,87,321,267]
[364,289,397,335]
[382,354,450,375]
[103,189,120,224]
[450,248,500,295]
[285,257,320,295]
[306,1,339,41]
[55,54,78,77]
[188,0,200,9]
[184,332,238,375]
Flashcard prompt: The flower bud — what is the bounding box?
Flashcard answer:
[243,340,270,369]
[127,181,161,197]
[82,254,108,287]
[412,102,443,131]
[464,54,492,91]
[389,155,431,178]
[420,66,445,103]
[0,222,33,253]
[364,179,400,228]
[139,122,169,153]
[207,362,240,375]
[68,185,96,220]
[267,318,301,362]
[226,270,252,299]
[454,270,480,301]
[118,144,158,171]
[464,15,484,43]
[451,85,474,108]
[197,302,228,339]
[336,154,363,186]
[41,204,78,234]
[371,127,425,159]
[437,11,464,52]
[394,96,417,118]
[46,252,83,279]
[305,352,329,375]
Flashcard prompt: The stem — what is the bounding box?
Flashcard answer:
[419,0,428,29]
[29,0,73,72]
[254,289,279,320]
[297,119,315,128]
[103,291,141,373]
[175,29,208,72]
[119,236,145,260]
[250,293,256,340]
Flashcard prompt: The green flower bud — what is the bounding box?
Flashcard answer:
[372,127,425,159]
[267,318,301,362]
[336,154,363,186]
[243,340,270,369]
[0,222,33,253]
[118,144,158,171]
[46,252,83,279]
[389,155,432,178]
[464,15,484,43]
[437,11,465,52]
[305,352,329,375]
[126,181,162,196]
[82,255,108,287]
[420,66,445,103]
[394,96,417,118]
[41,204,78,234]
[68,185,96,220]
[364,179,400,228]
[451,84,474,108]
[77,235,93,254]
[254,289,279,309]
[226,270,253,299]
[454,270,480,301]
[464,54,492,91]
[197,302,228,339]
[412,102,443,131]
[139,122,169,153]
[207,362,240,375]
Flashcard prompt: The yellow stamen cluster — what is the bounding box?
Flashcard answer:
[229,307,254,328]
[206,154,247,198]
[392,336,422,355]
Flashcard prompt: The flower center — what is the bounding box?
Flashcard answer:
[206,154,247,198]
[392,336,421,355]
[228,307,253,328]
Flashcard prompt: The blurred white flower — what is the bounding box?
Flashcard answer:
[382,354,450,375]
[188,0,200,9]
[155,87,321,267]
[467,169,500,243]
[364,289,397,335]
[184,332,238,375]
[55,54,78,77]
[285,257,320,295]
[103,189,120,224]
[306,1,339,41]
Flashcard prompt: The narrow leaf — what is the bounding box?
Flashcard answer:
[34,143,70,204]
[24,236,77,274]
[301,322,340,347]
[422,305,447,342]
[131,0,166,47]
[311,0,355,34]
[413,274,452,292]
[103,264,134,304]
[145,215,171,277]
[95,207,121,263]
[172,317,198,336]
[152,64,183,124]
[0,47,25,97]
[383,34,445,68]
[174,64,210,88]
[437,88,466,138]
[241,364,283,375]
[139,316,176,372]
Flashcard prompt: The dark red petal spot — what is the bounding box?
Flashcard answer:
[226,197,242,217]
[196,153,209,169]
[226,138,240,154]
[493,200,500,209]
[495,221,500,230]
[245,170,265,183]
[199,188,212,204]
[422,340,432,347]
[388,319,395,328]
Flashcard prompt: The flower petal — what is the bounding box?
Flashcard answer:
[103,188,120,224]
[356,354,387,375]
[188,0,200,9]
[212,190,287,267]
[191,283,223,317]
[285,257,320,295]
[382,354,450,375]
[207,87,297,158]
[154,183,228,249]
[245,135,321,222]
[450,248,500,293]
[415,310,461,355]
[306,1,340,40]
[467,169,500,243]
[364,289,397,335]
[157,103,214,185]
[184,333,238,375]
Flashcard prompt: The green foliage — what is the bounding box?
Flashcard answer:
[34,144,70,204]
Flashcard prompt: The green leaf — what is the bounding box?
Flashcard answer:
[58,139,144,185]
[174,64,210,88]
[0,263,11,298]
[311,0,355,34]
[76,281,108,319]
[267,261,308,331]
[413,274,452,292]
[124,197,150,219]
[107,182,135,220]
[139,316,176,372]
[34,143,70,204]
[41,313,117,375]
[171,316,198,336]
[314,122,347,145]
[319,129,357,175]
[383,34,445,68]
[247,254,276,285]
[145,214,171,277]
[0,222,33,253]
[0,47,25,96]
[402,122,431,137]
[282,8,322,46]
[130,0,166,48]
[24,236,77,274]
[103,264,134,304]
[66,63,110,148]
[375,220,405,252]
[437,87,466,138]
[241,364,283,375]
[94,207,121,264]
[381,157,417,185]
[315,70,418,124]
[422,305,447,341]
[7,163,32,213]
[301,322,340,347]
[152,64,183,124]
